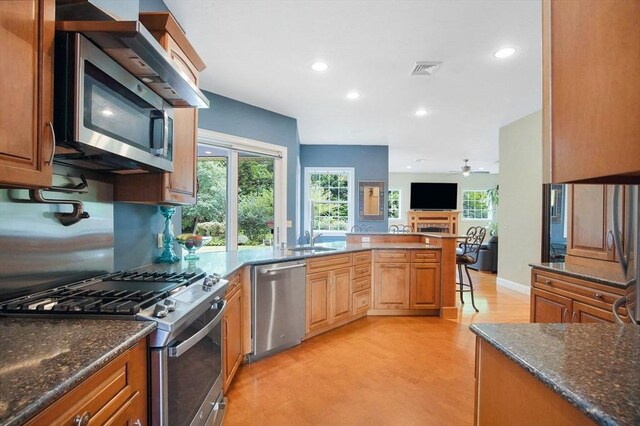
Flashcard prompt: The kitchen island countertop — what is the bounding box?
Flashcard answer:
[0,318,156,426]
[471,322,640,426]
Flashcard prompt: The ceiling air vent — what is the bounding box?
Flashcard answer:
[411,61,442,76]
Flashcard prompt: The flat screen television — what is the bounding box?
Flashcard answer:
[410,182,458,210]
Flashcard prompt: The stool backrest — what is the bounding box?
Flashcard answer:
[459,226,487,260]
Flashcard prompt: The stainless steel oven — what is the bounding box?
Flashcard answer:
[54,33,174,173]
[145,276,229,426]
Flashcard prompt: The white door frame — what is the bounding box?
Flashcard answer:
[197,129,288,250]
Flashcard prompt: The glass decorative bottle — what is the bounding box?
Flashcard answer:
[155,206,180,263]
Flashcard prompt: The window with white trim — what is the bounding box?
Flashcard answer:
[388,189,400,219]
[462,190,492,220]
[305,168,354,233]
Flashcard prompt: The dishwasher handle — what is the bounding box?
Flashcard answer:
[259,263,306,274]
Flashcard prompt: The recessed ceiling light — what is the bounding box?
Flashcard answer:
[102,109,114,117]
[415,108,429,116]
[478,167,485,170]
[311,62,328,72]
[346,91,360,100]
[494,47,516,58]
[406,166,412,169]
[205,151,212,154]
[415,159,426,163]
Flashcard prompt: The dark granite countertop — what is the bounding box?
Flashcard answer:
[471,323,640,426]
[143,242,442,279]
[530,262,631,289]
[0,318,156,426]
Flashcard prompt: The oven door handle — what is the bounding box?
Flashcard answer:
[168,300,227,358]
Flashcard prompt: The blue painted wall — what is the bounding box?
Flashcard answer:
[198,91,301,244]
[299,145,389,242]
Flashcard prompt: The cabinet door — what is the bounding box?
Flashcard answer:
[163,35,198,204]
[0,0,54,188]
[306,272,331,332]
[530,287,572,323]
[545,0,640,183]
[373,263,410,309]
[331,267,352,322]
[567,185,613,261]
[572,301,614,324]
[410,263,441,309]
[223,289,242,392]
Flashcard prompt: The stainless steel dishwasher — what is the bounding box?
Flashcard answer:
[248,260,306,362]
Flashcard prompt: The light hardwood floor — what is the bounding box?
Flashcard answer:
[224,270,530,426]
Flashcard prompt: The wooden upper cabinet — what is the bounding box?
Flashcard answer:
[543,0,640,183]
[114,12,206,205]
[0,0,55,188]
[566,184,624,263]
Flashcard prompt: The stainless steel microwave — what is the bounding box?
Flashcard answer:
[53,33,174,173]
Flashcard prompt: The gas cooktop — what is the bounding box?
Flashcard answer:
[0,271,205,316]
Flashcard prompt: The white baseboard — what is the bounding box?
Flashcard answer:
[496,277,531,295]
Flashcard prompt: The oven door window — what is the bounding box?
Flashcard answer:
[83,61,163,154]
[167,308,223,426]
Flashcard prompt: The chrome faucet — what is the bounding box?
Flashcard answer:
[304,201,322,247]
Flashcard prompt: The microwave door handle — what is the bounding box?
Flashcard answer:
[168,300,227,358]
[163,110,170,157]
[612,185,627,273]
[151,112,165,156]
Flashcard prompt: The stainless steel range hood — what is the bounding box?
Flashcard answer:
[56,20,209,109]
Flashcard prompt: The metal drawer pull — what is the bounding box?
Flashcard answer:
[73,412,91,426]
[544,280,552,285]
[571,311,577,322]
[562,309,568,323]
[594,293,603,299]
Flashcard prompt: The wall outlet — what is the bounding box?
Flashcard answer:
[157,233,164,248]
[425,237,430,244]
[362,236,371,243]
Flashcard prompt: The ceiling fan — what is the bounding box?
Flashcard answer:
[449,159,490,177]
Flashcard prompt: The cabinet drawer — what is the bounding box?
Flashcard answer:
[225,271,241,299]
[374,250,409,262]
[353,263,371,279]
[353,289,371,314]
[353,251,372,265]
[353,276,371,292]
[307,254,352,274]
[410,250,440,263]
[532,270,621,308]
[26,339,147,426]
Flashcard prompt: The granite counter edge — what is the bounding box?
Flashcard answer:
[469,325,618,426]
[529,263,630,290]
[6,321,156,426]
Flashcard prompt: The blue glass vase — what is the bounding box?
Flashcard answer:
[155,206,180,263]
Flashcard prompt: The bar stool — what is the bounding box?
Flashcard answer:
[456,226,486,312]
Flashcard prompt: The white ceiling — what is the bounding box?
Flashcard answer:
[165,0,542,174]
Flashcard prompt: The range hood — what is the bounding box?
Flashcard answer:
[56,20,209,109]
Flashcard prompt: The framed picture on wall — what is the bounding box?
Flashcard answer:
[358,181,385,221]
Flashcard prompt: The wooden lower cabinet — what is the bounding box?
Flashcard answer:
[530,287,572,323]
[353,289,371,314]
[475,338,595,426]
[374,262,411,309]
[26,339,147,425]
[305,267,353,333]
[222,284,242,392]
[530,268,626,324]
[410,263,441,309]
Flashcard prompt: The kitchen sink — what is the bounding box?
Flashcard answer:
[289,246,336,252]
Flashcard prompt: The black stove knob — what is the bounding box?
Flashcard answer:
[153,303,170,318]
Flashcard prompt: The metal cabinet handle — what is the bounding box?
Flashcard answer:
[562,308,568,323]
[571,311,577,323]
[544,280,552,285]
[46,121,56,165]
[594,293,603,299]
[73,412,91,426]
[134,420,142,426]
